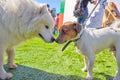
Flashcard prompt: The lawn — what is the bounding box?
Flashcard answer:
[5,38,117,80]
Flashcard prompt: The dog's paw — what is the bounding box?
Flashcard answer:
[8,63,17,69]
[113,77,120,80]
[86,76,92,80]
[86,77,93,80]
[114,71,120,80]
[0,72,13,80]
[81,67,87,72]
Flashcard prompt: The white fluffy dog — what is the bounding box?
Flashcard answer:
[0,0,55,79]
[56,20,120,80]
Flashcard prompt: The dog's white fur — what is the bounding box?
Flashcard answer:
[56,20,120,80]
[0,0,54,79]
[74,20,120,79]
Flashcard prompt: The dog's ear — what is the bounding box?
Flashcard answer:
[72,22,82,33]
[39,4,47,14]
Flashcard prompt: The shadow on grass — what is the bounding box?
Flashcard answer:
[97,72,114,80]
[4,64,85,80]
[4,64,114,80]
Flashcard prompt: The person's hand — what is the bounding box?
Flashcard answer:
[92,0,97,5]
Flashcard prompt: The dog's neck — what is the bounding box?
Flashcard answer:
[72,27,84,42]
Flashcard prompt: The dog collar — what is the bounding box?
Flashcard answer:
[62,30,84,51]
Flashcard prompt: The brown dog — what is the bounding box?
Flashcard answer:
[102,2,120,27]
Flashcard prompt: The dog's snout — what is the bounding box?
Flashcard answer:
[51,37,55,42]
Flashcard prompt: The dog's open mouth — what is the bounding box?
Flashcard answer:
[38,33,55,43]
[38,33,45,40]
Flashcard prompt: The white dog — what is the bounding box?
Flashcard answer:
[56,20,120,80]
[0,0,55,79]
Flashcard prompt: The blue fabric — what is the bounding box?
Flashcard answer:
[77,7,88,25]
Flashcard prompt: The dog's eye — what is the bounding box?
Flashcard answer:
[45,25,49,29]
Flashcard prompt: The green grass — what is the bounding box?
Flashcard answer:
[4,38,117,80]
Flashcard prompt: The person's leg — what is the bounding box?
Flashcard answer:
[77,18,83,24]
[82,8,89,25]
[77,8,89,26]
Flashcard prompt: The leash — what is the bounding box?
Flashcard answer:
[83,0,101,27]
[102,0,107,9]
[62,41,72,51]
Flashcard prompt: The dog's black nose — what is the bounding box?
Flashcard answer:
[51,37,55,42]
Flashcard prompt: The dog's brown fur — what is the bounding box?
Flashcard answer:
[56,22,82,43]
[102,2,120,27]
